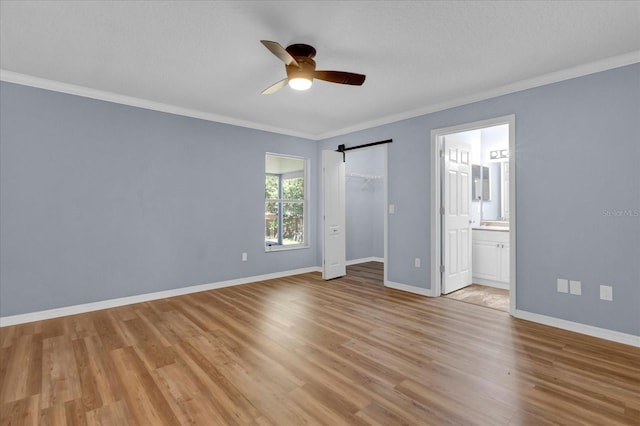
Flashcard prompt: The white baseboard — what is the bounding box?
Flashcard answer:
[346,257,384,266]
[0,267,322,327]
[380,283,639,347]
[384,280,435,297]
[514,309,640,348]
[6,269,636,348]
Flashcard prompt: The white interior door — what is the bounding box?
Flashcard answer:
[322,150,346,280]
[442,136,473,294]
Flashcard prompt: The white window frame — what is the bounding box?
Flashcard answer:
[265,153,309,252]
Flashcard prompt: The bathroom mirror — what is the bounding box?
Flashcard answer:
[475,161,509,222]
[472,164,490,201]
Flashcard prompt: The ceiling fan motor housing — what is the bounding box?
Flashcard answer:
[286,57,316,82]
[285,43,317,58]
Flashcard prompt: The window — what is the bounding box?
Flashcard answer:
[265,154,307,250]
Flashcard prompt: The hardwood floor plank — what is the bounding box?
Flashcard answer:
[396,378,514,425]
[152,362,231,425]
[71,338,103,413]
[521,383,632,425]
[294,343,403,395]
[39,402,67,426]
[109,346,181,426]
[85,400,134,426]
[40,319,65,340]
[1,333,42,405]
[357,401,427,426]
[0,336,22,404]
[82,336,123,405]
[41,335,82,409]
[66,315,99,340]
[360,376,462,426]
[1,262,638,425]
[90,311,126,352]
[173,339,261,424]
[0,395,40,426]
[288,385,364,426]
[64,398,88,426]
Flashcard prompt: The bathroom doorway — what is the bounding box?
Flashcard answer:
[430,115,516,315]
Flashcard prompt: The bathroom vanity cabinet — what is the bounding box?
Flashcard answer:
[472,229,510,289]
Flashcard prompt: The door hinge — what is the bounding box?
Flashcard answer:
[440,150,444,158]
[440,264,445,273]
[440,207,445,215]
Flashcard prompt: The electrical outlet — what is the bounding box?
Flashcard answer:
[557,279,569,293]
[600,285,613,301]
[242,252,247,262]
[414,258,421,268]
[569,280,582,296]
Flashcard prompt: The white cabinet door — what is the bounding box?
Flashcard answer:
[472,240,501,281]
[499,243,510,283]
[472,230,509,288]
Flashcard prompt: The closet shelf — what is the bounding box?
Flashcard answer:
[347,173,383,180]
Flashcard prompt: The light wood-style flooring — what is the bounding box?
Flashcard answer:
[1,262,639,425]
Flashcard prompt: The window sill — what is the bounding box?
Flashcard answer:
[265,244,309,253]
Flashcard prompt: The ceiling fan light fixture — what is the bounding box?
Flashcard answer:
[260,40,365,94]
[289,77,312,91]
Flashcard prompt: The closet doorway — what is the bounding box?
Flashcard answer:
[345,145,387,280]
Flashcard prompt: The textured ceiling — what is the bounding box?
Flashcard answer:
[1,1,639,139]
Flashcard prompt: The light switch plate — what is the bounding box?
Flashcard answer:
[599,285,613,301]
[557,279,569,293]
[569,280,582,296]
[389,204,395,214]
[414,258,421,268]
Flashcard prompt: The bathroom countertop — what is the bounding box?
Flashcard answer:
[472,226,510,232]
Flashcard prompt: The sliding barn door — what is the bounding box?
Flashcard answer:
[322,150,346,280]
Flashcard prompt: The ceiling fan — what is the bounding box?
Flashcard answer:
[260,40,366,94]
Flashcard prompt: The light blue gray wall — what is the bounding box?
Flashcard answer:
[345,147,384,261]
[319,64,639,336]
[2,64,638,337]
[0,82,318,316]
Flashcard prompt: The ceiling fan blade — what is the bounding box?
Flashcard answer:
[261,78,289,95]
[260,40,300,68]
[314,70,366,86]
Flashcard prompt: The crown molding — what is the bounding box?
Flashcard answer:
[315,50,640,140]
[0,69,315,140]
[3,50,638,141]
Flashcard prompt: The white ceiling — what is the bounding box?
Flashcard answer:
[1,1,639,140]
